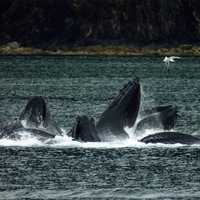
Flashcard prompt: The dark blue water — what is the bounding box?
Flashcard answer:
[0,56,200,199]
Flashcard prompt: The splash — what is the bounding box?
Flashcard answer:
[124,126,163,139]
[0,131,44,147]
[0,129,195,149]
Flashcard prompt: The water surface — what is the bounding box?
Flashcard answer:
[0,56,200,199]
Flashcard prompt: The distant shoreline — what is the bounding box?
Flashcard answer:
[0,44,200,56]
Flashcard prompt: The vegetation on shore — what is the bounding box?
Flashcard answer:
[0,43,200,56]
[1,0,200,56]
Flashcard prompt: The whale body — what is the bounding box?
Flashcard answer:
[140,132,200,145]
[135,105,178,136]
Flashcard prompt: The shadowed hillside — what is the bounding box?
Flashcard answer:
[0,0,200,49]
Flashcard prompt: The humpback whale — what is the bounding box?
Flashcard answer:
[0,80,197,146]
[69,79,141,142]
[69,80,185,144]
[69,115,100,142]
[0,97,62,140]
[96,80,141,141]
[137,106,200,145]
[140,132,200,145]
[135,105,178,136]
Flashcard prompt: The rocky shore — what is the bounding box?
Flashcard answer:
[0,42,200,56]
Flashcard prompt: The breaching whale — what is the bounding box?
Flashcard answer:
[0,97,62,140]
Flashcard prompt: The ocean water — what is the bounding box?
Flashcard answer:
[0,56,200,199]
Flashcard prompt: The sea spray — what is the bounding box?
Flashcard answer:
[0,129,191,149]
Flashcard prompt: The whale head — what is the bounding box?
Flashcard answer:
[19,96,49,128]
[96,79,141,140]
[19,96,62,136]
[70,115,100,142]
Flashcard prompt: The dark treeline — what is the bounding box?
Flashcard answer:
[0,0,200,48]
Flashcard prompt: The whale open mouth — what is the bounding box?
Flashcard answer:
[69,115,101,142]
[96,79,141,141]
[19,96,62,136]
[19,96,48,128]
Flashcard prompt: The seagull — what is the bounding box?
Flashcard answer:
[163,56,181,67]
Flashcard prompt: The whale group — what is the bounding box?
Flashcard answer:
[0,79,200,145]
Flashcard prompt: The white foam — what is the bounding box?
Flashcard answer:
[0,129,197,149]
[21,120,28,128]
[0,131,44,147]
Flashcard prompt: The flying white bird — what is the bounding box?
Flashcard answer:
[163,56,181,67]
